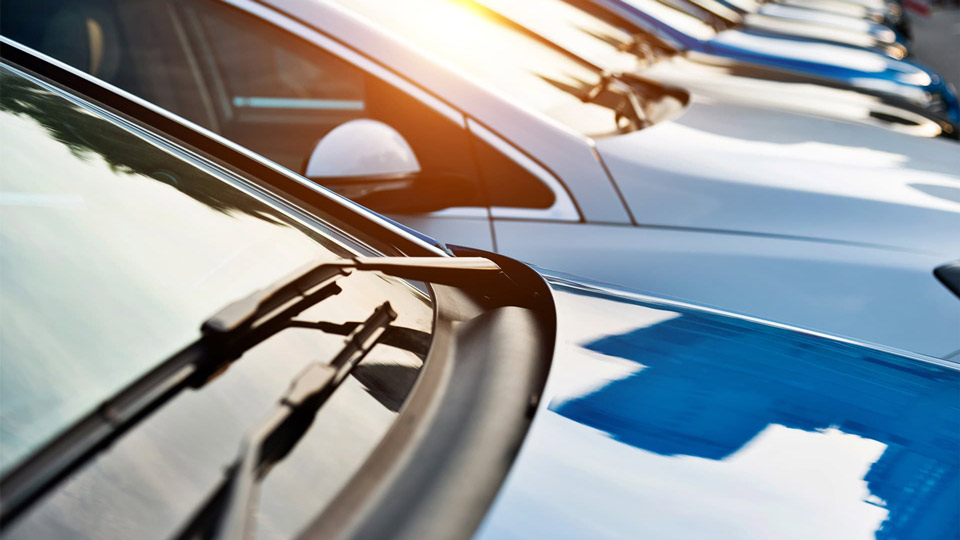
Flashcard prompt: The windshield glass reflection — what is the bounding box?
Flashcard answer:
[327,0,632,135]
[475,0,643,74]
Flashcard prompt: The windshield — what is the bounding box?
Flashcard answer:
[1,64,433,539]
[326,0,637,136]
[621,0,719,40]
[474,0,646,74]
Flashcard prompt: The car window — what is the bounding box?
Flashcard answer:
[0,63,434,540]
[178,1,372,171]
[474,0,643,74]
[1,0,558,212]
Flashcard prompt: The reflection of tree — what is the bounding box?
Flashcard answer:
[0,69,283,223]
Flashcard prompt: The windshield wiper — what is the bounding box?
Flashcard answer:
[173,302,397,540]
[581,72,650,130]
[0,256,505,528]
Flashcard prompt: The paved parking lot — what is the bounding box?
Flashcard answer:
[910,7,960,88]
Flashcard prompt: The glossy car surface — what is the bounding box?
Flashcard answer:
[3,42,958,540]
[580,0,959,122]
[5,0,959,361]
[0,41,551,540]
[477,274,960,540]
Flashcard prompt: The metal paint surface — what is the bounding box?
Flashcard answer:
[475,276,960,540]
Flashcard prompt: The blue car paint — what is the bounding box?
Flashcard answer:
[475,275,959,539]
[588,0,960,123]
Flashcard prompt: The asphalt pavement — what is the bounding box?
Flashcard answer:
[909,7,960,89]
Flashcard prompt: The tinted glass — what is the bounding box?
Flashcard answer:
[1,64,433,539]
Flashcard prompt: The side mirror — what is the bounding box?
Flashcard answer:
[305,119,476,213]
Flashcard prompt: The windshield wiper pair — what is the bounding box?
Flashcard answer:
[0,256,506,529]
[174,302,397,540]
[581,72,650,130]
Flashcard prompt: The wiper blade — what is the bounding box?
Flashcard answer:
[0,256,503,528]
[174,302,397,540]
[581,72,650,130]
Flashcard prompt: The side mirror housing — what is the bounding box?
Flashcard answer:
[305,120,476,213]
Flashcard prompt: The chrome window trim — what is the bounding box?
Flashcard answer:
[219,0,466,128]
[469,120,580,222]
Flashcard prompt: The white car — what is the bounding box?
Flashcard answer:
[4,0,958,358]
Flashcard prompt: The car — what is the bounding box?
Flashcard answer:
[671,0,909,54]
[724,0,908,49]
[574,0,958,122]
[2,38,958,540]
[472,0,955,137]
[716,0,910,47]
[769,0,910,38]
[3,0,959,361]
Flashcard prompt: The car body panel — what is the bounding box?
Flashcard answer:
[639,55,948,138]
[593,101,960,255]
[494,219,960,359]
[475,275,960,539]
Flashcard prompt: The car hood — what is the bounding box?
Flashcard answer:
[474,275,960,540]
[593,99,960,256]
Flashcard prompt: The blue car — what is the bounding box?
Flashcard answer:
[2,35,958,540]
[670,0,911,55]
[576,0,960,123]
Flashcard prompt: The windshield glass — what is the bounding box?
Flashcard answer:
[326,0,634,136]
[1,63,433,540]
[474,0,644,74]
[621,0,718,40]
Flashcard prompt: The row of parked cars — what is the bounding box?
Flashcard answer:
[0,0,958,539]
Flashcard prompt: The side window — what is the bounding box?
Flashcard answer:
[2,0,556,214]
[174,0,490,212]
[182,2,369,170]
[471,136,556,209]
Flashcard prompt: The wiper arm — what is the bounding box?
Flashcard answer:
[581,72,650,130]
[173,302,397,540]
[0,256,504,528]
[620,37,658,66]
